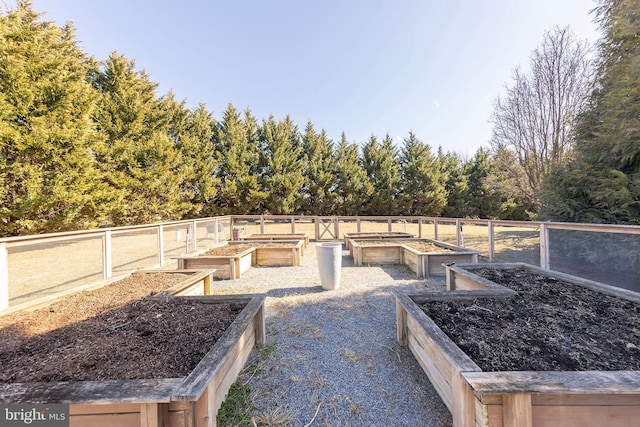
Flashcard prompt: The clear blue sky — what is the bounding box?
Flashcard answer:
[27,0,600,156]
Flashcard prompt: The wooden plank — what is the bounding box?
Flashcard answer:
[532,393,640,406]
[141,403,169,427]
[532,404,640,427]
[452,371,476,427]
[396,299,408,346]
[463,371,640,396]
[0,378,182,405]
[70,403,140,415]
[408,330,453,411]
[70,413,139,427]
[502,394,532,427]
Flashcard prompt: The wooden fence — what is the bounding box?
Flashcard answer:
[2,215,640,309]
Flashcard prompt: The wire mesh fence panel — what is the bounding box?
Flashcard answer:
[262,218,294,234]
[493,225,540,265]
[7,235,103,306]
[391,219,420,236]
[233,218,261,237]
[112,229,159,274]
[195,219,226,250]
[419,220,436,239]
[163,224,190,261]
[337,220,359,238]
[294,218,315,234]
[548,228,640,292]
[357,220,391,233]
[435,221,458,245]
[460,222,490,259]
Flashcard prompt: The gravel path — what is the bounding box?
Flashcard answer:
[213,242,452,426]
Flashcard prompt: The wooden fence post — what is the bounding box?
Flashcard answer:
[103,230,112,279]
[488,220,495,262]
[434,219,439,241]
[157,225,164,266]
[540,223,549,269]
[0,242,8,310]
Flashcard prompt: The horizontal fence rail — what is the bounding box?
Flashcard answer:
[1,215,640,309]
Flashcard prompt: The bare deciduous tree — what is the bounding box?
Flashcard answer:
[490,26,594,208]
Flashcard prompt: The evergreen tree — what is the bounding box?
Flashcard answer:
[334,133,372,215]
[92,53,189,225]
[439,149,468,218]
[361,134,401,215]
[214,104,265,214]
[174,103,218,218]
[259,115,305,215]
[462,149,504,219]
[0,1,109,235]
[300,121,336,215]
[541,0,640,223]
[398,132,446,216]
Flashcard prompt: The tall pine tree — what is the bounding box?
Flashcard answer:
[0,1,108,235]
[334,133,372,215]
[214,104,265,214]
[398,132,446,216]
[361,134,401,215]
[92,53,189,225]
[259,115,305,215]
[300,121,336,214]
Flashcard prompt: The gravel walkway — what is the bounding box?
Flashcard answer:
[213,242,452,426]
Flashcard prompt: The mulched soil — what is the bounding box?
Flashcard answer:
[354,240,452,252]
[420,267,640,372]
[203,242,298,256]
[0,273,244,382]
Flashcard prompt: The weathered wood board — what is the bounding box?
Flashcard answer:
[0,295,266,427]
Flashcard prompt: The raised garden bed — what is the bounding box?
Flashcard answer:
[240,233,310,250]
[175,241,304,279]
[343,231,414,254]
[0,272,266,427]
[0,270,217,317]
[395,262,640,427]
[351,238,478,277]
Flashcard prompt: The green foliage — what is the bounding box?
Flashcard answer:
[92,53,190,225]
[299,122,336,215]
[216,380,254,426]
[333,133,372,215]
[541,0,640,224]
[361,134,401,215]
[259,115,305,215]
[0,1,109,235]
[174,103,219,218]
[1,1,557,236]
[398,132,447,216]
[214,104,265,214]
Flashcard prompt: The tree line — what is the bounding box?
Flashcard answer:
[1,0,638,237]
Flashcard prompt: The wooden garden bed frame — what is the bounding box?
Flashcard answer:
[175,241,304,280]
[0,294,266,427]
[239,233,310,250]
[0,270,217,317]
[351,238,479,277]
[343,231,414,255]
[395,263,640,427]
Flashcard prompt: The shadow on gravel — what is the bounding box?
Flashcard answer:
[265,286,325,298]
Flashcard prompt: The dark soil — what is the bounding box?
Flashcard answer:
[203,242,297,256]
[0,273,244,382]
[420,267,640,372]
[355,240,451,252]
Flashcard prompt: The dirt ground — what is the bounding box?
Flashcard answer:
[0,273,243,382]
[420,267,640,371]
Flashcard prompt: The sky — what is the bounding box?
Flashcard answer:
[26,0,601,156]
